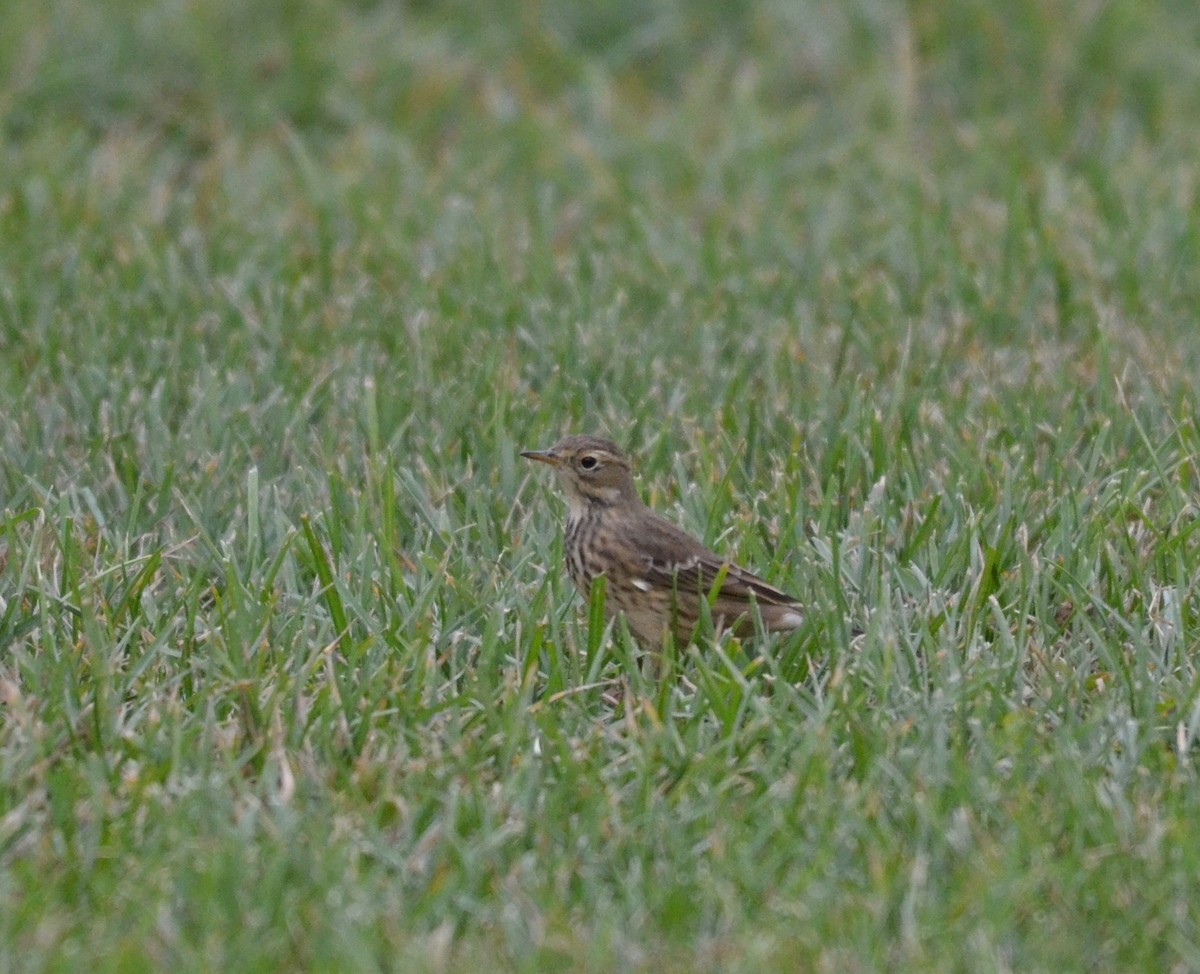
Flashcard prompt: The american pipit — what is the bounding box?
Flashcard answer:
[521,434,805,649]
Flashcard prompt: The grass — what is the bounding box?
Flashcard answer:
[2,0,1200,970]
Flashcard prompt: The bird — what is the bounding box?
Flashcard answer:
[521,434,805,650]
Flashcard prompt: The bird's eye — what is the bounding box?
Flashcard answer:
[579,455,599,470]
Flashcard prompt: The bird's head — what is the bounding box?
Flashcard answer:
[521,434,638,510]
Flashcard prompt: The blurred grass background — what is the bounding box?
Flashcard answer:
[2,0,1200,971]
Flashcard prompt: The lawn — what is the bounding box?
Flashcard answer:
[2,0,1200,970]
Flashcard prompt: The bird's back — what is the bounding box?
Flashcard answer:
[571,501,803,645]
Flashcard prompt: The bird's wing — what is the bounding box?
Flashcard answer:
[630,512,800,608]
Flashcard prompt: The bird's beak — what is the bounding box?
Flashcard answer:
[520,448,561,466]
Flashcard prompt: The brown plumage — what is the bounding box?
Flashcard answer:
[521,434,804,648]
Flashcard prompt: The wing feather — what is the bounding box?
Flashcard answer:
[628,509,800,608]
